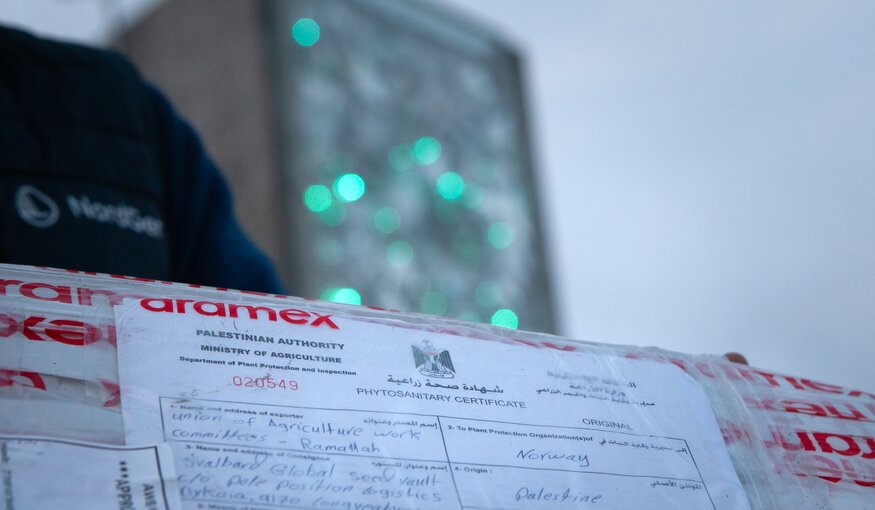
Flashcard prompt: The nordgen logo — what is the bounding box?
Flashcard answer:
[15,185,60,228]
[13,184,163,238]
[66,194,163,238]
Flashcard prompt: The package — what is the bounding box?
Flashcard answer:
[0,263,872,509]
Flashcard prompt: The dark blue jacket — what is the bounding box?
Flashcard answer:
[0,26,285,294]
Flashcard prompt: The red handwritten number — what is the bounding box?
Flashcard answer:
[230,376,298,391]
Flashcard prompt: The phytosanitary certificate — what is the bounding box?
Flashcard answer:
[115,297,750,510]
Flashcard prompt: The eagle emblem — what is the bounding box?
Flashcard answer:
[412,340,455,378]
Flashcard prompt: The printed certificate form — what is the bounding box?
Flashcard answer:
[115,298,751,510]
[0,436,181,510]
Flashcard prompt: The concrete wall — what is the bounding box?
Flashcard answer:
[119,0,290,285]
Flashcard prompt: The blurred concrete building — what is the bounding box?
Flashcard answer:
[121,0,557,333]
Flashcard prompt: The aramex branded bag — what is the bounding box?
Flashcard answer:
[1,263,872,509]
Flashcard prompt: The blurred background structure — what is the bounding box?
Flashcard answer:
[120,0,556,333]
[2,0,874,390]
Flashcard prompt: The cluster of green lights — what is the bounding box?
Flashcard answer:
[436,172,465,201]
[487,222,515,249]
[303,173,365,226]
[303,185,332,212]
[387,240,413,267]
[303,142,524,327]
[373,207,401,234]
[292,18,320,47]
[334,173,365,202]
[491,309,519,329]
[320,287,361,305]
[413,137,441,165]
[388,137,442,171]
[402,281,519,328]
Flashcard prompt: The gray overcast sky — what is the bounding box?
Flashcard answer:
[435,0,875,391]
[3,0,874,390]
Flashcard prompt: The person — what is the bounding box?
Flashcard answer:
[0,25,284,294]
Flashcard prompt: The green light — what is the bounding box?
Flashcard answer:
[487,222,514,249]
[491,309,519,329]
[373,207,401,234]
[333,288,361,305]
[475,281,501,307]
[292,18,320,47]
[386,240,413,267]
[303,184,332,212]
[413,137,441,165]
[388,145,414,172]
[333,173,365,202]
[420,291,447,316]
[321,287,361,305]
[458,311,481,323]
[319,202,346,226]
[436,172,465,201]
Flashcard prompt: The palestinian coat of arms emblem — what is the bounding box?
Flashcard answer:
[412,340,455,378]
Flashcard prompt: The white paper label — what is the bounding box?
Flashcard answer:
[0,436,181,509]
[115,298,750,509]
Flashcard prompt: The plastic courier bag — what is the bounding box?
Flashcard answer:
[0,263,872,509]
[0,370,122,442]
[628,352,875,509]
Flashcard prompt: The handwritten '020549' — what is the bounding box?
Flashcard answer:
[231,375,299,390]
